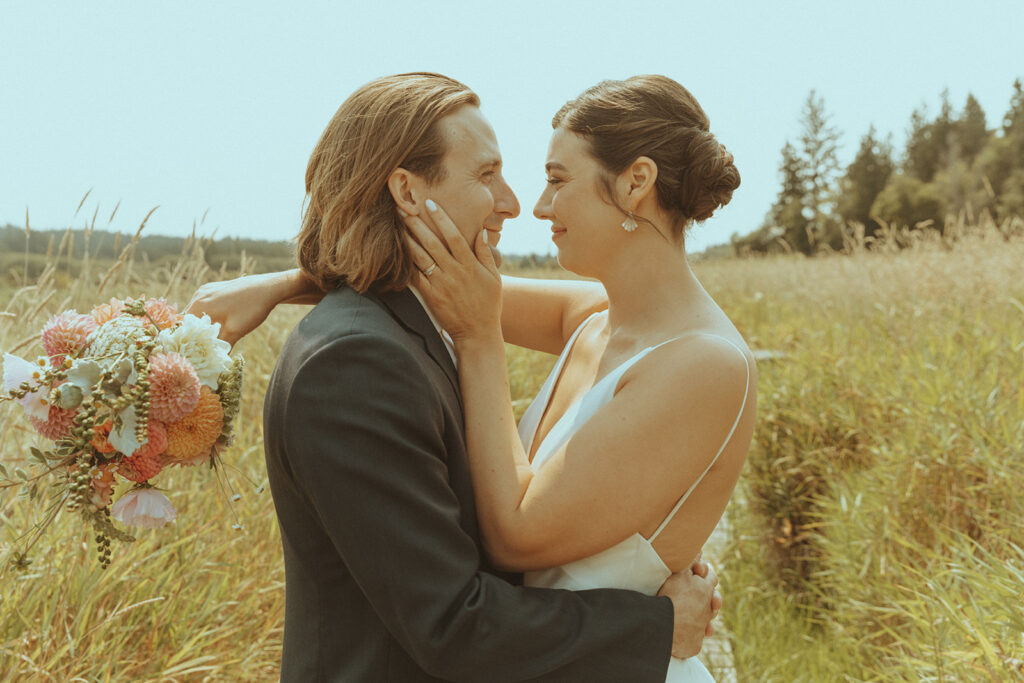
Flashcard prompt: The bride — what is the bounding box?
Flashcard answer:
[190,75,755,681]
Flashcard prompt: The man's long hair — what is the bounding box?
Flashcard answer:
[297,73,479,292]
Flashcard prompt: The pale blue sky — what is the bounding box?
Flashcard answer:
[2,1,1021,255]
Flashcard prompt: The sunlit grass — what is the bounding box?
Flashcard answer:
[2,208,1023,679]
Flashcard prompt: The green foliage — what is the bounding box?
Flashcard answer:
[744,92,843,255]
[870,173,944,231]
[0,225,298,284]
[740,78,1024,254]
[717,232,1024,680]
[837,126,895,236]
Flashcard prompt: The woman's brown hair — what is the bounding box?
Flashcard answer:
[552,75,740,241]
[297,73,479,292]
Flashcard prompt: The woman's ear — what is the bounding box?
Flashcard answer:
[616,156,658,210]
[387,168,425,216]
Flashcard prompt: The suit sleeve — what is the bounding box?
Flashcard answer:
[283,333,673,682]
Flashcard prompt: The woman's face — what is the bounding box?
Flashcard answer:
[533,128,623,275]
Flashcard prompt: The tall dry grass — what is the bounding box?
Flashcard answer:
[1,204,1022,680]
[1,208,291,680]
[699,215,1024,681]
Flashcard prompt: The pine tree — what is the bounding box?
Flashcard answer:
[905,92,956,183]
[797,90,842,250]
[959,93,988,163]
[837,126,895,236]
[764,141,810,252]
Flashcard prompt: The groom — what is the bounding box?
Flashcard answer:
[262,72,719,681]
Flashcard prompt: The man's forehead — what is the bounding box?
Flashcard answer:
[439,107,501,162]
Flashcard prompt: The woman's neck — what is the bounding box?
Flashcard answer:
[597,232,708,346]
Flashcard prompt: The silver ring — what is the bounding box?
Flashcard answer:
[423,263,437,277]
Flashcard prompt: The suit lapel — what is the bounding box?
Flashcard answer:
[372,287,463,412]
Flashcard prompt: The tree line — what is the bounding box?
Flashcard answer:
[734,79,1024,254]
[0,225,298,278]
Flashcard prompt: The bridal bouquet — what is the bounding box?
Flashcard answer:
[2,296,244,567]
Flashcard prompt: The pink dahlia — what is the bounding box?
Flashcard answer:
[111,487,177,529]
[118,420,167,482]
[147,352,200,423]
[144,298,183,330]
[41,311,97,367]
[29,404,77,440]
[91,298,125,326]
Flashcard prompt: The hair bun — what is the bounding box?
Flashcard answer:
[679,136,741,222]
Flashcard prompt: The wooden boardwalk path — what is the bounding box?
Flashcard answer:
[699,514,737,682]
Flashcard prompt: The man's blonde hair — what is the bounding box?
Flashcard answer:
[297,73,479,292]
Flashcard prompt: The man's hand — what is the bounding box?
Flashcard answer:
[657,556,721,659]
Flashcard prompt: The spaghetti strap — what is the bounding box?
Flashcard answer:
[648,333,751,542]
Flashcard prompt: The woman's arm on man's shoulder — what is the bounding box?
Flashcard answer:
[185,269,324,346]
[500,275,607,354]
[186,267,609,352]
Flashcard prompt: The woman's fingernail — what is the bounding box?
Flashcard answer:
[425,199,437,212]
[397,208,408,218]
[482,229,489,245]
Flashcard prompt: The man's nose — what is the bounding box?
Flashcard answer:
[495,176,520,219]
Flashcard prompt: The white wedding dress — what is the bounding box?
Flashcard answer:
[517,313,751,682]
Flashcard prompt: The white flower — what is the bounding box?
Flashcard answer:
[87,315,150,360]
[155,314,231,389]
[111,488,177,529]
[2,353,51,421]
[108,404,145,455]
[52,358,106,409]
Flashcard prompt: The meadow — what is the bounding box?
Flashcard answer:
[1,213,1022,681]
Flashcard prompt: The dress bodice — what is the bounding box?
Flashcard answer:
[517,312,751,681]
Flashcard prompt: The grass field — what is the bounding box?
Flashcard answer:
[1,216,1022,680]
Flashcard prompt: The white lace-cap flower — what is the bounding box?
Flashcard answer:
[87,315,150,361]
[111,488,177,529]
[3,353,51,421]
[155,314,231,388]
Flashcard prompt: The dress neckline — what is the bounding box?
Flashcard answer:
[526,311,703,466]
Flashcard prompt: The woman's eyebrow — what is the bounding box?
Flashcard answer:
[545,162,567,172]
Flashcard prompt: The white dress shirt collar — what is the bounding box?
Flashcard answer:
[408,285,457,367]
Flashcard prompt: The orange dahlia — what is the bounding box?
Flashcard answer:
[164,387,223,461]
[144,298,183,330]
[147,352,200,423]
[91,298,125,326]
[118,420,168,482]
[91,419,117,453]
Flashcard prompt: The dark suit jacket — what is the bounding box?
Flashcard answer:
[263,285,673,682]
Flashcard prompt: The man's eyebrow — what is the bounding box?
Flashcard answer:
[545,162,567,172]
[476,158,502,172]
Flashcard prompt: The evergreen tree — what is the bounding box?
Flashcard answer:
[837,126,895,236]
[959,93,988,163]
[1003,78,1024,139]
[763,141,810,252]
[797,90,842,250]
[905,91,959,183]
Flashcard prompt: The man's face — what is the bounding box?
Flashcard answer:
[424,106,520,252]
